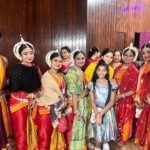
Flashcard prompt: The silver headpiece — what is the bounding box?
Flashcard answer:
[45,49,60,67]
[122,42,138,62]
[13,35,35,61]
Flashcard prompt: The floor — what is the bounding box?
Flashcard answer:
[109,140,143,150]
[87,140,143,150]
[8,136,144,150]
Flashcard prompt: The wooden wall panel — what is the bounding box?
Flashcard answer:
[0,0,27,76]
[87,0,118,50]
[0,0,26,55]
[0,0,87,74]
[26,0,52,71]
[87,0,150,51]
[26,0,87,71]
[1,0,150,75]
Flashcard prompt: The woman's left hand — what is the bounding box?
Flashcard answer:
[79,91,88,98]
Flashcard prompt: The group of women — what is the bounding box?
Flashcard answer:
[0,36,150,150]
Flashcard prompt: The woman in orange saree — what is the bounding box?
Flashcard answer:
[134,42,150,150]
[9,36,41,150]
[114,43,139,145]
[36,50,67,150]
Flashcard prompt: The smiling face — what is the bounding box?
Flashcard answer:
[114,51,121,62]
[51,56,63,70]
[122,50,135,64]
[102,52,114,65]
[61,49,70,59]
[142,47,150,63]
[21,48,34,64]
[74,52,85,68]
[96,65,108,79]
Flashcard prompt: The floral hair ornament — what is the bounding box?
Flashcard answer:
[13,34,35,61]
[122,42,138,62]
[45,49,60,67]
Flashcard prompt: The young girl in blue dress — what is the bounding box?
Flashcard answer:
[88,60,118,150]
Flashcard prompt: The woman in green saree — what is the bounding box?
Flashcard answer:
[65,50,89,150]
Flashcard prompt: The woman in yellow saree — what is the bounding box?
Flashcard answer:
[85,48,114,82]
[0,55,10,150]
[84,47,100,82]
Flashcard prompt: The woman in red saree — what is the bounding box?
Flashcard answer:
[114,43,139,145]
[36,50,67,150]
[9,36,41,150]
[134,42,150,150]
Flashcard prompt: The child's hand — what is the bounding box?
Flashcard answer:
[95,113,102,125]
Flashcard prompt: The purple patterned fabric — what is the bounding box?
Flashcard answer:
[0,104,7,149]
